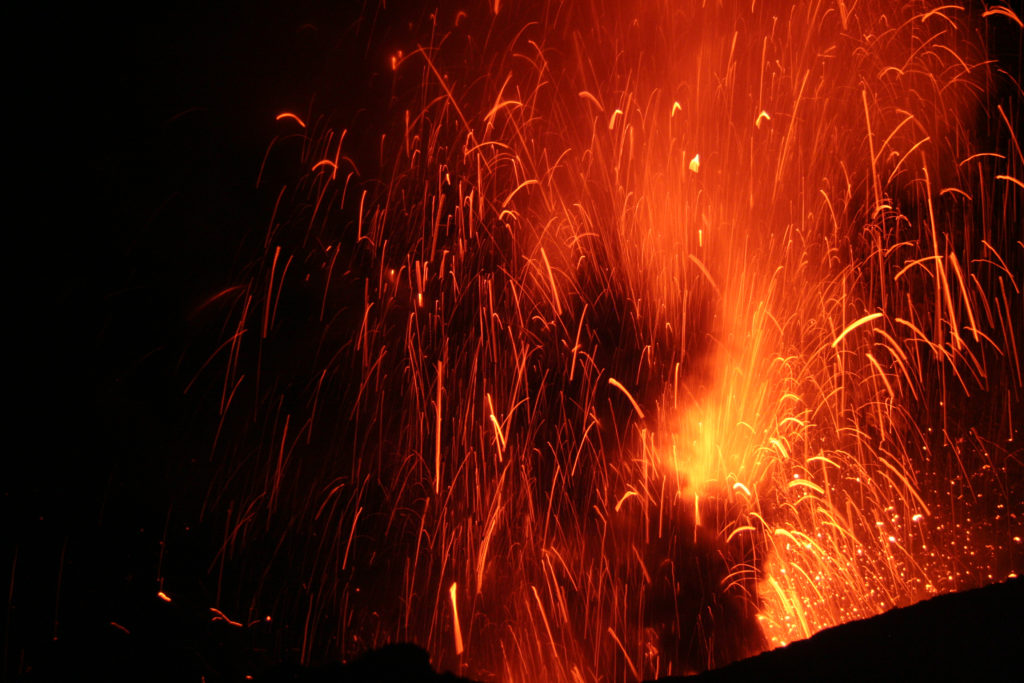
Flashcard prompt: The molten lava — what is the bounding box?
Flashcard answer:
[196,1,1022,680]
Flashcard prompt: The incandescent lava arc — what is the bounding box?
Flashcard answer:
[191,1,1022,680]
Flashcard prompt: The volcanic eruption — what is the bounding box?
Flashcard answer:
[189,1,1022,679]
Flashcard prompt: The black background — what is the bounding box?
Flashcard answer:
[8,2,1023,681]
[9,2,402,678]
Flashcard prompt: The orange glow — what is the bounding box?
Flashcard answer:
[449,582,464,656]
[209,607,243,627]
[274,112,307,128]
[206,1,1022,679]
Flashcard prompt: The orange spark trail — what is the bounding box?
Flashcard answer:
[197,2,1023,679]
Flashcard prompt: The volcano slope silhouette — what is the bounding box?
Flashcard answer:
[248,578,1021,682]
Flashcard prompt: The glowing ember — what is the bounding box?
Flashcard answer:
[196,1,1022,680]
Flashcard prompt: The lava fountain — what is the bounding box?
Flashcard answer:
[191,1,1022,680]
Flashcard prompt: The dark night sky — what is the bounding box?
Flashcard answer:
[8,3,1023,681]
[10,3,398,678]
